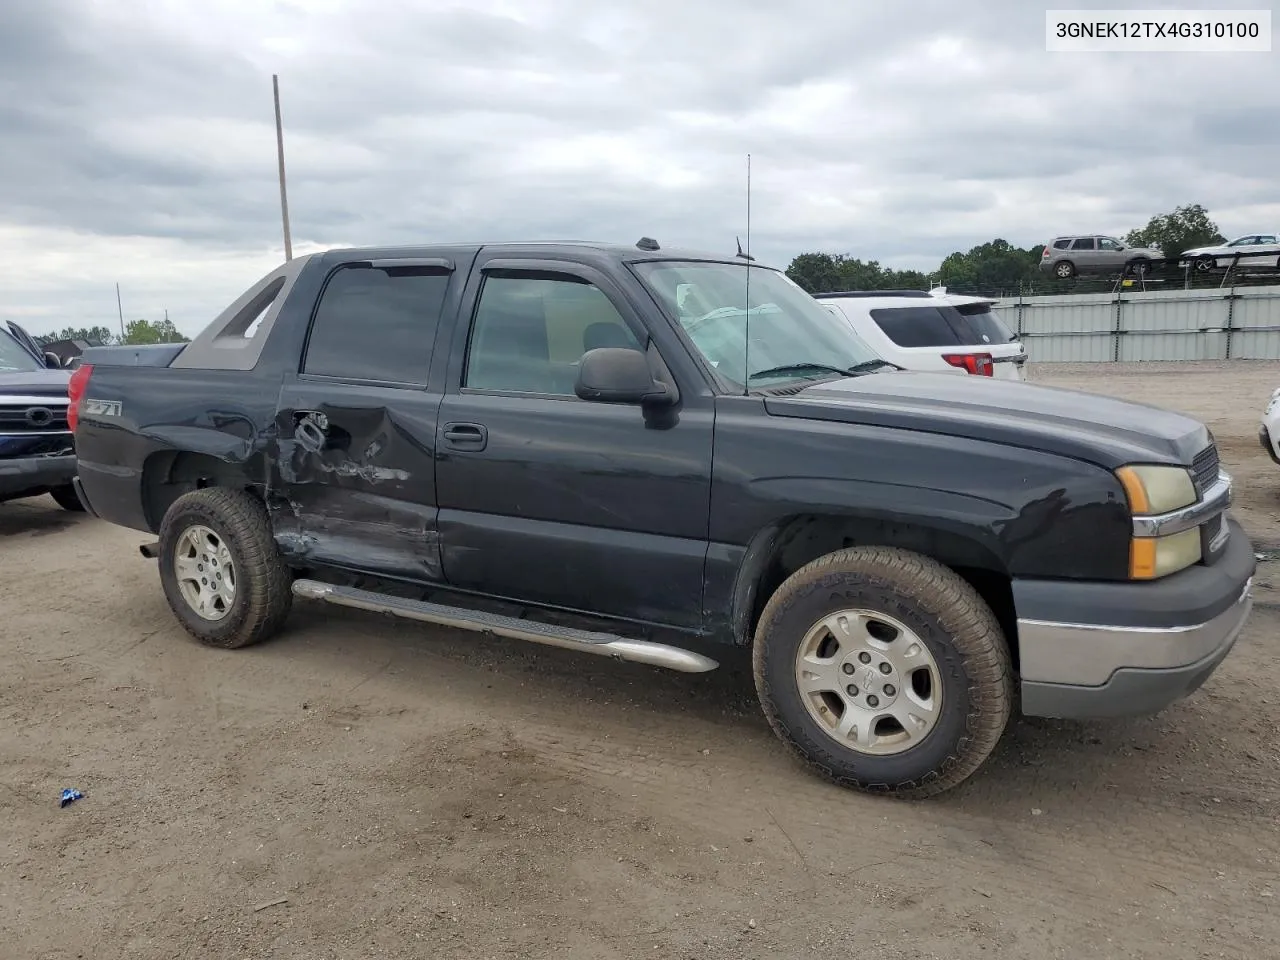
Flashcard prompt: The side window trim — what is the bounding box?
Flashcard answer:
[455,258,653,399]
[298,262,455,387]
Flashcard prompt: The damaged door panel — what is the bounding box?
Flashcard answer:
[271,392,443,579]
[268,260,455,582]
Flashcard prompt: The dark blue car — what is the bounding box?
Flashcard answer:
[0,320,82,511]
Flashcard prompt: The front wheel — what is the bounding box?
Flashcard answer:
[157,487,293,649]
[752,546,1013,798]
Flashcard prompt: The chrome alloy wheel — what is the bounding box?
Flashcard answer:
[173,524,237,621]
[794,609,942,755]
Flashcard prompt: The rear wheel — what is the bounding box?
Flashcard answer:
[157,487,293,649]
[49,484,85,512]
[752,546,1013,798]
[1054,260,1075,278]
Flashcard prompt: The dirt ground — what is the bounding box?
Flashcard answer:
[2,360,1278,960]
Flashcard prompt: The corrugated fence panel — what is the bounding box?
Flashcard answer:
[993,295,1115,362]
[1229,289,1280,359]
[988,283,1280,362]
[1118,289,1229,362]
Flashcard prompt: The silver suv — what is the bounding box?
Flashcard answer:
[1039,235,1162,278]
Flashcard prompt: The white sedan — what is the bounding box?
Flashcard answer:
[1262,387,1280,466]
[1183,234,1280,272]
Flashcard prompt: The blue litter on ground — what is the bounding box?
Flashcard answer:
[59,788,84,808]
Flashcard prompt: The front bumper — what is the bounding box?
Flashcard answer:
[1261,424,1280,466]
[1014,517,1256,719]
[0,452,77,499]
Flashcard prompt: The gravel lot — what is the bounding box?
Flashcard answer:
[2,360,1278,960]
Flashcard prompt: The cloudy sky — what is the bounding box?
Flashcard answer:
[1,0,1276,338]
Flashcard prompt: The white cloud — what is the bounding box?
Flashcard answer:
[0,0,1276,337]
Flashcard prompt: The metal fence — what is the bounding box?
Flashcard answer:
[989,283,1280,362]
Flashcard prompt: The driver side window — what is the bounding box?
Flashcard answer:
[464,273,642,396]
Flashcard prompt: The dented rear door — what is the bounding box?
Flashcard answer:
[268,255,470,582]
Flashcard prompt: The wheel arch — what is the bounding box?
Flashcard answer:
[730,513,1018,667]
[141,450,260,532]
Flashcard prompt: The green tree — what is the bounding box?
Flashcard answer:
[121,318,189,345]
[785,252,928,294]
[936,239,1042,293]
[33,325,115,346]
[1124,203,1224,262]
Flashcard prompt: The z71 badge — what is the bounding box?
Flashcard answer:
[82,398,122,417]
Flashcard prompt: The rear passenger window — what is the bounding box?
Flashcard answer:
[1053,239,1071,249]
[464,272,640,395]
[1071,237,1096,250]
[304,265,451,384]
[869,307,964,348]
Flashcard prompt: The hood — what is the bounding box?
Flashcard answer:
[764,370,1210,470]
[0,367,72,398]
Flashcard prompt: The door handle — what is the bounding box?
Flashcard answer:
[442,422,487,451]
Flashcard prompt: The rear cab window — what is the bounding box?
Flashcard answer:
[303,264,453,384]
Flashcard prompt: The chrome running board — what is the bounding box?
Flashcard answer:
[291,579,719,673]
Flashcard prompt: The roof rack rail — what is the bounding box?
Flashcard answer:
[814,289,932,299]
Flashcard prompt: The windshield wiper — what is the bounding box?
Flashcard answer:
[748,362,856,382]
[845,358,900,373]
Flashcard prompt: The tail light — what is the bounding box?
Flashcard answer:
[943,353,994,376]
[67,363,94,432]
[1042,245,1051,258]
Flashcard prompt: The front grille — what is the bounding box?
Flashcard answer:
[1191,444,1219,494]
[0,404,70,433]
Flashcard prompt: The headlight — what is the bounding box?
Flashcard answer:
[1129,527,1202,579]
[1115,464,1201,579]
[1114,464,1196,515]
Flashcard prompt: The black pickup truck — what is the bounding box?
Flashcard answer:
[68,239,1256,797]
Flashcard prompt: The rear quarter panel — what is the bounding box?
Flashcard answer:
[72,366,281,531]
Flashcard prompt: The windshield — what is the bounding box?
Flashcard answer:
[632,260,884,389]
[0,327,42,372]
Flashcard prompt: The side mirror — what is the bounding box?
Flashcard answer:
[575,347,674,406]
[44,351,63,369]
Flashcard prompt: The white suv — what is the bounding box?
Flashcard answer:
[815,289,1028,381]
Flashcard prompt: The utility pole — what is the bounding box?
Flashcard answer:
[116,283,124,340]
[273,73,293,261]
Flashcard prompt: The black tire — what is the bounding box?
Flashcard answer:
[1054,260,1075,279]
[157,487,293,649]
[1195,255,1216,273]
[49,483,85,512]
[752,546,1013,799]
[1126,257,1150,277]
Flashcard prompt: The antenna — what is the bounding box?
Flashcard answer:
[273,74,293,261]
[742,153,752,396]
